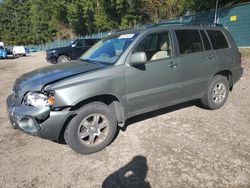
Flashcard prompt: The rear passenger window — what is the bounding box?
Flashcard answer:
[207,30,229,49]
[200,30,211,51]
[175,30,203,55]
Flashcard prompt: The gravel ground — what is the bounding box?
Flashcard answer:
[0,51,249,188]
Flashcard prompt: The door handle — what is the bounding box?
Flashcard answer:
[207,54,215,60]
[169,62,177,68]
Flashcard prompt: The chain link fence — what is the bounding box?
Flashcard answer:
[161,2,250,47]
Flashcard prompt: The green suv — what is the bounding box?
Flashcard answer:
[7,24,243,154]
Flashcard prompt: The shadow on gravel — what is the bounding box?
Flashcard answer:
[122,100,201,131]
[102,155,151,188]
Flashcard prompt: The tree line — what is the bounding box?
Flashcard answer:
[0,0,247,45]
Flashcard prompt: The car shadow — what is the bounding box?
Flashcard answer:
[102,155,151,188]
[122,99,201,131]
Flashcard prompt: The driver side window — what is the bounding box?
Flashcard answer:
[75,40,83,47]
[133,31,172,61]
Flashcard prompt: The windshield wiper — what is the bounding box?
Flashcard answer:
[80,58,113,66]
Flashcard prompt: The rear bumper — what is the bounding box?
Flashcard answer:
[7,95,75,140]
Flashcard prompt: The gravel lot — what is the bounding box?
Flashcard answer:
[0,51,249,188]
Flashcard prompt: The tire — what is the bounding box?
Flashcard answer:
[64,102,117,154]
[201,75,229,110]
[57,55,70,64]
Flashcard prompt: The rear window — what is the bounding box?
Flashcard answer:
[207,30,229,50]
[175,30,203,55]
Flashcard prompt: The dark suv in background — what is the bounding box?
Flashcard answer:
[7,24,243,154]
[46,38,100,64]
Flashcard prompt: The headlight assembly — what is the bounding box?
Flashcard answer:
[24,92,54,108]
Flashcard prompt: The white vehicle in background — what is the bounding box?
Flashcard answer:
[0,42,4,47]
[13,46,26,56]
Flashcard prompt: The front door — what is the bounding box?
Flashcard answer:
[126,31,181,116]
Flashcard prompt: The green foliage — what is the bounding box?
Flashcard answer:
[0,0,247,44]
[142,0,180,23]
[178,0,248,14]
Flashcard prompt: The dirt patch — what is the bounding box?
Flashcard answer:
[239,48,250,58]
[0,51,249,187]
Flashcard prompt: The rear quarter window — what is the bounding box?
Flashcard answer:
[175,30,203,55]
[207,30,229,50]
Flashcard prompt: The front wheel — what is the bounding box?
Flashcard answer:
[201,75,230,110]
[57,55,70,63]
[64,102,117,154]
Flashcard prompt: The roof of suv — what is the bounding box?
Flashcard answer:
[113,23,226,36]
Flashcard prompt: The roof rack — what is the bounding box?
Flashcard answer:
[146,22,223,28]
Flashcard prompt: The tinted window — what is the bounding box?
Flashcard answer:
[72,40,83,47]
[84,39,96,47]
[200,30,211,51]
[207,30,229,49]
[133,31,172,61]
[175,30,203,55]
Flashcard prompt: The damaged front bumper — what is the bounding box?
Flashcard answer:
[7,95,74,140]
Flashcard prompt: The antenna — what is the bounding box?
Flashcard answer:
[214,0,219,25]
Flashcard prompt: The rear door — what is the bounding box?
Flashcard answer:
[175,29,218,99]
[126,30,181,116]
[206,29,234,70]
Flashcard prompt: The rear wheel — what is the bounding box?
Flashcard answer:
[201,75,229,110]
[57,55,70,63]
[64,102,117,154]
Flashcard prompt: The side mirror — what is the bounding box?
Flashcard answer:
[129,52,147,66]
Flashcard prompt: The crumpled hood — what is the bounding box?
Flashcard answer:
[12,61,105,105]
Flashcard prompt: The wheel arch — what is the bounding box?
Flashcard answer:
[58,94,126,143]
[214,70,233,90]
[71,94,125,124]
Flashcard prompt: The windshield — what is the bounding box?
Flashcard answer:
[80,33,138,64]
